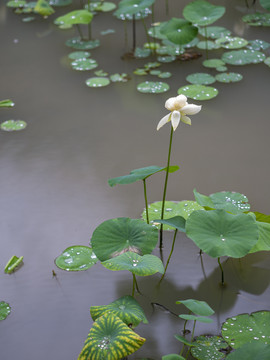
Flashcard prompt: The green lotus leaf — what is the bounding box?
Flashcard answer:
[183,0,225,26]
[249,220,270,253]
[133,68,148,75]
[90,295,148,328]
[209,191,250,213]
[191,336,228,360]
[114,0,154,17]
[157,55,176,63]
[4,255,24,274]
[176,299,214,316]
[253,211,270,223]
[91,217,158,261]
[94,70,108,77]
[226,342,270,360]
[222,49,266,65]
[85,77,110,87]
[153,216,186,233]
[68,51,90,60]
[264,57,270,66]
[0,99,15,108]
[216,36,248,49]
[22,16,35,22]
[49,0,72,6]
[148,22,168,40]
[177,84,218,100]
[216,66,228,72]
[7,0,26,8]
[1,120,27,131]
[242,13,270,26]
[186,209,259,258]
[141,201,204,230]
[108,165,179,186]
[186,72,216,85]
[179,314,213,323]
[71,58,98,71]
[175,335,196,346]
[101,252,164,276]
[66,37,100,50]
[247,39,270,51]
[203,58,225,68]
[55,246,97,271]
[137,81,170,93]
[110,73,129,82]
[55,10,93,26]
[0,302,11,321]
[34,0,54,16]
[222,311,270,348]
[198,26,231,39]
[87,1,116,12]
[162,355,185,360]
[135,47,151,58]
[160,18,198,45]
[149,70,161,75]
[197,40,220,50]
[260,0,270,10]
[193,189,215,209]
[215,72,243,83]
[78,313,145,359]
[100,29,115,35]
[158,72,172,78]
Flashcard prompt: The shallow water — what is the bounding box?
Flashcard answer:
[0,0,270,359]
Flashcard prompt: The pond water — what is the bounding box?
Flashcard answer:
[0,0,270,359]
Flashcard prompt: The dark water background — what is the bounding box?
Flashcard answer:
[0,0,270,359]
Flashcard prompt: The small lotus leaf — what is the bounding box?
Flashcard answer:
[191,336,228,360]
[203,58,225,68]
[55,10,93,26]
[71,58,98,71]
[198,26,231,39]
[160,18,198,45]
[0,99,15,108]
[101,252,164,276]
[144,61,160,69]
[0,302,11,321]
[264,57,270,66]
[153,216,186,233]
[183,0,225,26]
[158,72,172,78]
[90,295,148,328]
[1,120,27,131]
[179,314,213,323]
[55,246,98,271]
[134,68,148,75]
[209,191,250,213]
[186,209,259,258]
[216,66,228,72]
[110,73,129,82]
[175,335,196,346]
[135,47,151,58]
[247,39,270,51]
[68,51,90,59]
[4,255,24,274]
[114,0,154,17]
[216,36,248,49]
[85,77,110,87]
[49,0,72,6]
[66,37,100,50]
[7,0,26,8]
[78,313,145,359]
[34,0,54,16]
[144,42,160,50]
[226,342,270,360]
[176,299,214,316]
[242,13,270,26]
[87,1,116,12]
[162,355,185,360]
[137,81,170,93]
[215,72,243,83]
[22,16,35,22]
[91,217,158,261]
[94,70,108,76]
[148,22,168,40]
[197,40,220,50]
[177,84,218,100]
[186,72,216,85]
[222,311,270,348]
[157,55,176,63]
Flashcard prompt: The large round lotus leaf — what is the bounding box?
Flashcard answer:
[71,58,98,71]
[142,201,204,229]
[160,18,198,45]
[90,295,148,328]
[177,84,218,100]
[55,246,98,271]
[216,36,248,49]
[91,218,158,261]
[1,120,27,131]
[137,81,169,93]
[183,0,225,26]
[85,77,110,87]
[186,72,216,85]
[68,51,90,59]
[208,191,250,213]
[65,37,100,50]
[198,26,231,39]
[222,311,270,348]
[226,342,270,360]
[0,302,11,321]
[176,299,214,316]
[101,252,164,276]
[191,336,228,360]
[203,58,225,68]
[222,50,266,65]
[260,0,270,10]
[215,72,243,83]
[78,313,145,360]
[55,10,93,26]
[148,22,168,40]
[264,57,270,67]
[186,209,259,258]
[49,0,72,6]
[0,99,15,108]
[34,0,54,16]
[242,13,270,26]
[247,39,270,51]
[197,40,220,50]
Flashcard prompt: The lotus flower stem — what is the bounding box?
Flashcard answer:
[159,229,178,283]
[76,24,84,41]
[143,179,149,224]
[160,125,174,248]
[132,14,136,52]
[218,257,224,285]
[204,26,209,59]
[132,273,140,296]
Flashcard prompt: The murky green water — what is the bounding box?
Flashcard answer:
[0,0,270,358]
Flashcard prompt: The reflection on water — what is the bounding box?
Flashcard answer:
[0,0,270,359]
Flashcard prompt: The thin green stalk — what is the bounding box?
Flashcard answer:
[76,24,84,41]
[124,19,128,51]
[218,257,224,285]
[132,14,136,52]
[159,229,178,283]
[132,273,136,296]
[185,321,196,358]
[204,26,208,59]
[159,125,174,249]
[141,16,151,46]
[143,179,149,224]
[183,310,191,333]
[134,274,141,294]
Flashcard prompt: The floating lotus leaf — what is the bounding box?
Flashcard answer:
[183,37,199,48]
[226,342,270,360]
[66,37,100,50]
[260,0,270,10]
[216,66,227,72]
[55,246,98,271]
[183,0,225,26]
[191,336,228,360]
[135,47,151,58]
[149,70,161,75]
[197,40,220,50]
[177,84,218,100]
[0,99,15,108]
[87,1,116,12]
[162,355,185,360]
[34,0,54,16]
[215,72,243,83]
[222,49,266,65]
[222,311,270,348]
[71,58,98,71]
[148,22,168,40]
[55,10,93,26]
[0,302,11,321]
[242,13,270,26]
[249,220,270,253]
[4,255,24,274]
[1,120,27,131]
[114,0,154,19]
[101,252,164,276]
[179,314,213,323]
[158,72,172,78]
[160,18,198,45]
[91,217,158,261]
[144,42,160,50]
[68,51,90,60]
[110,73,129,82]
[157,55,176,63]
[90,295,148,328]
[186,72,216,85]
[144,62,160,69]
[86,77,110,87]
[247,39,270,51]
[142,201,204,230]
[203,58,225,68]
[22,16,35,22]
[7,0,26,8]
[137,81,169,93]
[100,29,115,35]
[78,313,145,360]
[95,70,108,76]
[198,26,231,39]
[133,68,148,75]
[108,165,179,187]
[216,36,248,49]
[264,57,270,66]
[153,216,186,233]
[186,209,259,258]
[49,0,72,6]
[176,299,214,316]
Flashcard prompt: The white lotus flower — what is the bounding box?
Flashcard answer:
[157,94,202,131]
